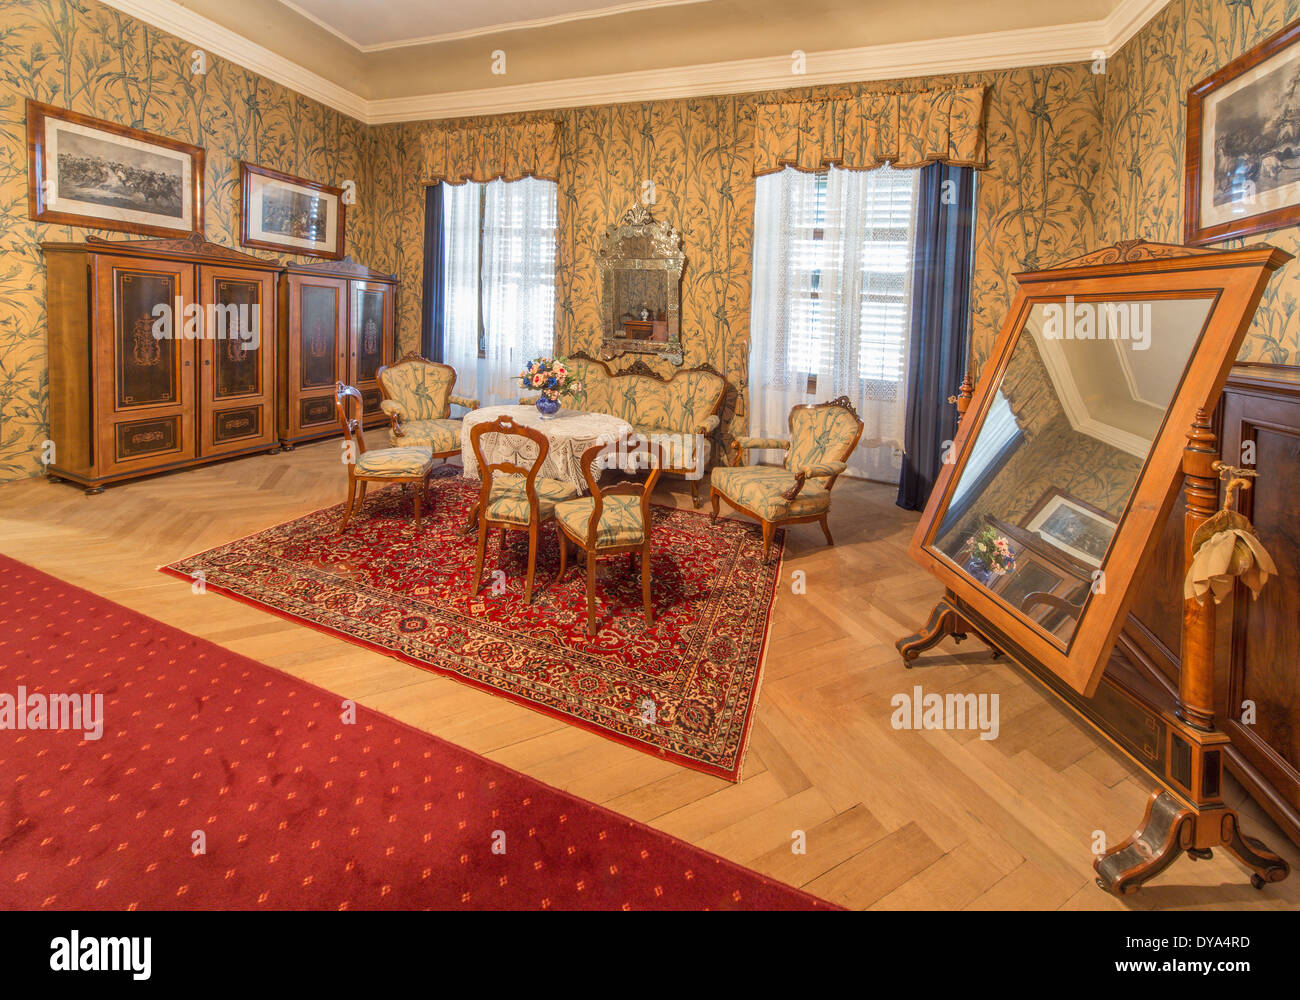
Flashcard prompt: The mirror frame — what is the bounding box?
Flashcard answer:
[908,240,1290,696]
[596,204,685,364]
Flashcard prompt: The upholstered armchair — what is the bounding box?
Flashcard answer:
[376,352,480,461]
[709,397,864,562]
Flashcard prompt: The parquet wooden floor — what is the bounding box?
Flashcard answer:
[1,442,1296,910]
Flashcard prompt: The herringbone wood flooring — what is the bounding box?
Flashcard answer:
[1,442,1296,910]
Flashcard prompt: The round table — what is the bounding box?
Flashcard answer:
[460,404,633,493]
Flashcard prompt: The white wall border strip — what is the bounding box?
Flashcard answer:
[101,0,1171,125]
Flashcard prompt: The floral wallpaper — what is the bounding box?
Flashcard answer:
[1099,0,1300,364]
[0,0,369,481]
[5,0,1300,484]
[363,63,1105,437]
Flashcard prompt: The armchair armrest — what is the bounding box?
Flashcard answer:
[730,435,789,466]
[450,394,480,410]
[694,414,721,434]
[379,399,403,419]
[797,460,847,479]
[519,395,538,405]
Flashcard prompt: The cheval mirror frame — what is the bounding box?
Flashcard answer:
[899,240,1293,895]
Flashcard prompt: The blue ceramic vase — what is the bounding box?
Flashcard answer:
[535,395,560,420]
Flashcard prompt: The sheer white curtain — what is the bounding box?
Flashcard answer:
[442,177,557,405]
[748,165,919,482]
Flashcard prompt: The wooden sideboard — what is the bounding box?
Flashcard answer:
[1116,363,1300,845]
[42,234,281,493]
[278,256,397,449]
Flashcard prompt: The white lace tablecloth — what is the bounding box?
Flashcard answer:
[460,405,633,492]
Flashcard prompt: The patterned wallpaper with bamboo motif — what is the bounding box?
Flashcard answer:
[0,0,370,482]
[1099,0,1300,364]
[363,64,1106,437]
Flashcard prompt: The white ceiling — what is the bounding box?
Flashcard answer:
[279,0,709,50]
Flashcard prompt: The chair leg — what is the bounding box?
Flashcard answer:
[338,475,357,534]
[690,479,701,508]
[424,468,434,510]
[761,520,775,563]
[641,542,654,626]
[710,488,721,520]
[585,550,598,636]
[819,513,834,546]
[525,523,539,604]
[470,521,487,596]
[558,532,568,581]
[413,488,423,532]
[356,480,368,514]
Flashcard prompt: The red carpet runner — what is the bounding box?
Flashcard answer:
[161,470,782,780]
[0,554,834,910]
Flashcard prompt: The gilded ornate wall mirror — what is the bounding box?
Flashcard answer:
[903,241,1290,696]
[596,205,685,364]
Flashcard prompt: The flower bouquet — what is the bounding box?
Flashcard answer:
[518,357,582,420]
[963,525,1016,585]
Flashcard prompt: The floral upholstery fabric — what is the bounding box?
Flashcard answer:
[786,405,860,487]
[711,465,831,521]
[485,474,579,525]
[555,495,646,548]
[379,362,455,421]
[391,417,461,454]
[632,425,710,475]
[552,359,725,473]
[354,446,434,477]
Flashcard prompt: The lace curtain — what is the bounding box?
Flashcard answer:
[442,177,558,405]
[748,164,919,482]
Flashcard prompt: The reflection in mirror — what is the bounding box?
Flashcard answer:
[931,296,1214,646]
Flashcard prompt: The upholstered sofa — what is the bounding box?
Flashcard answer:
[376,353,480,460]
[523,353,728,505]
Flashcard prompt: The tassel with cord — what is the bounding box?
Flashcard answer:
[1184,462,1279,605]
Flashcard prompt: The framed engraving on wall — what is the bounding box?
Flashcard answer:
[26,100,204,238]
[1186,19,1300,245]
[240,162,345,260]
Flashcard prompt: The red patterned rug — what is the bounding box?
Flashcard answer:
[161,467,783,780]
[0,553,832,910]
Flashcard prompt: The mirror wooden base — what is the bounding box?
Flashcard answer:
[895,593,1002,663]
[1095,790,1289,895]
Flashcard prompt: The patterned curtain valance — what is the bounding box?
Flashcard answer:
[752,86,989,175]
[421,119,561,185]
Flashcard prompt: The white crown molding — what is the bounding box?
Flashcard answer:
[98,0,369,121]
[100,0,1171,125]
[280,0,714,53]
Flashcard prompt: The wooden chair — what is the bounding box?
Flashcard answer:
[376,352,479,462]
[468,414,579,603]
[554,436,663,636]
[709,396,864,562]
[335,383,436,534]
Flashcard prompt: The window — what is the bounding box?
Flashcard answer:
[434,177,557,404]
[749,165,919,481]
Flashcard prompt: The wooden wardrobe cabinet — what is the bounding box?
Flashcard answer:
[42,234,281,493]
[1118,363,1300,846]
[278,257,397,448]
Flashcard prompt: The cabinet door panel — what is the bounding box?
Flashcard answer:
[286,275,347,438]
[348,281,393,424]
[198,265,276,457]
[94,255,195,477]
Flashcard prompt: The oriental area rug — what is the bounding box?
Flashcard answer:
[0,554,831,910]
[161,467,784,780]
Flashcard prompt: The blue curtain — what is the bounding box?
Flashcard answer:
[896,163,977,510]
[420,184,446,361]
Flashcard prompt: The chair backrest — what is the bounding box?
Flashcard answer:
[469,415,550,524]
[576,434,664,549]
[335,382,369,458]
[786,397,865,485]
[377,352,456,421]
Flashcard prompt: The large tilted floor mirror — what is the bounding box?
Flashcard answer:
[898,240,1293,897]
